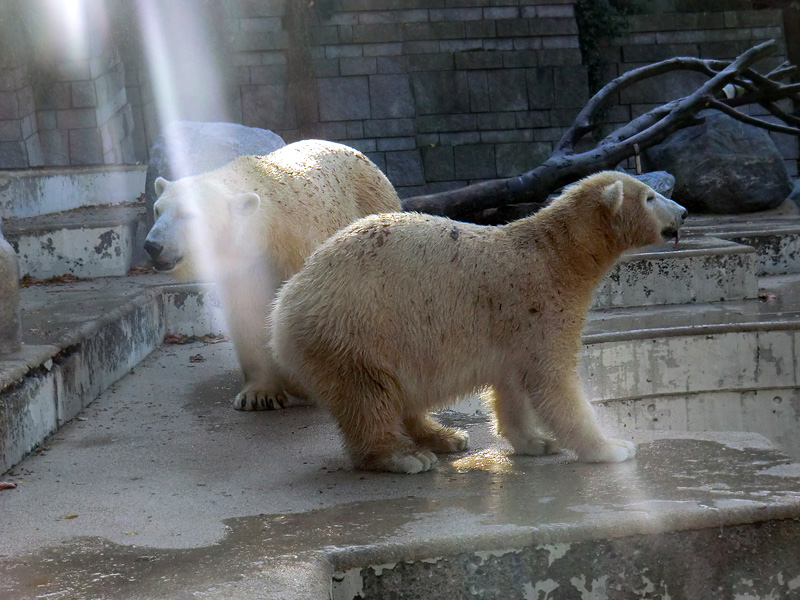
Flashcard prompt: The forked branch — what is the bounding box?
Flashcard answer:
[402,40,800,223]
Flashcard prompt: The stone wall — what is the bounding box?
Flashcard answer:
[0,26,40,169]
[604,2,797,176]
[2,1,797,193]
[119,0,589,198]
[0,4,137,169]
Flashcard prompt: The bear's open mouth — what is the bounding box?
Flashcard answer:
[151,258,179,273]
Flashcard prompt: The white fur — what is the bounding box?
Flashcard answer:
[144,140,401,410]
[272,171,686,472]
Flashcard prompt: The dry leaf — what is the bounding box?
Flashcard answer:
[200,333,228,344]
[164,332,194,345]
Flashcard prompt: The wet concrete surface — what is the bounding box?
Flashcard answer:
[2,341,800,599]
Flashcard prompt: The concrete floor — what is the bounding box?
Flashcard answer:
[2,339,800,599]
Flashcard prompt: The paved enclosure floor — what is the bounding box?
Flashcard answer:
[2,340,800,599]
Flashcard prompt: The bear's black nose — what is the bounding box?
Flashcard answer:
[143,240,163,259]
[681,209,688,220]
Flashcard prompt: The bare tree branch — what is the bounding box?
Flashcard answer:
[708,99,800,135]
[402,39,800,223]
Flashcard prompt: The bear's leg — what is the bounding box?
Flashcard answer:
[325,373,438,474]
[221,272,296,411]
[490,380,560,456]
[527,371,636,463]
[404,414,469,454]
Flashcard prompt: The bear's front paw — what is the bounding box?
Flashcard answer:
[358,449,438,474]
[233,386,292,411]
[387,450,439,474]
[511,436,560,457]
[578,438,636,463]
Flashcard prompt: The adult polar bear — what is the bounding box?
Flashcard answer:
[272,171,687,473]
[143,139,401,410]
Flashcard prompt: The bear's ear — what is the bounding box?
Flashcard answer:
[231,192,261,218]
[154,176,169,197]
[600,180,624,213]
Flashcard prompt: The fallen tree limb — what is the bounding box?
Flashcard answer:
[402,40,800,223]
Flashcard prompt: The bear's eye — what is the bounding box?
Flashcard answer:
[645,194,655,204]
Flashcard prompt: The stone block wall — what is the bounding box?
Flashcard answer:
[0,5,136,170]
[228,0,588,197]
[3,0,797,192]
[0,25,41,169]
[35,51,137,167]
[602,4,797,176]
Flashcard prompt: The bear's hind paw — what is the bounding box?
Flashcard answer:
[578,438,636,463]
[421,428,470,453]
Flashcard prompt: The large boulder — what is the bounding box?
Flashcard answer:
[144,121,286,227]
[641,110,792,214]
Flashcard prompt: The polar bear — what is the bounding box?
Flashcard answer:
[143,139,401,410]
[271,171,687,473]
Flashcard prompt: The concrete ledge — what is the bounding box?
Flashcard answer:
[0,290,164,472]
[0,275,222,473]
[0,165,146,220]
[684,214,800,276]
[3,204,147,278]
[593,236,758,308]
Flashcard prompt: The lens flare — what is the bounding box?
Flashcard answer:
[34,0,95,63]
[135,1,236,287]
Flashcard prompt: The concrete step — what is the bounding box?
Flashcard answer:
[588,273,800,461]
[684,214,800,276]
[593,235,758,308]
[2,202,147,279]
[0,165,146,220]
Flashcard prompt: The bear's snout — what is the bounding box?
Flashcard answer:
[143,239,179,272]
[143,239,163,260]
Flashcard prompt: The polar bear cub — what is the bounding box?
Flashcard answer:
[143,140,401,411]
[271,171,687,473]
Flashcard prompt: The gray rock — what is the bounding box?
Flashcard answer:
[631,171,676,198]
[144,121,286,225]
[641,110,792,214]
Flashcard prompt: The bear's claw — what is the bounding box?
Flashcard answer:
[233,389,290,411]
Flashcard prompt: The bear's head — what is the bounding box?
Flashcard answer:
[143,175,262,281]
[572,171,687,251]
